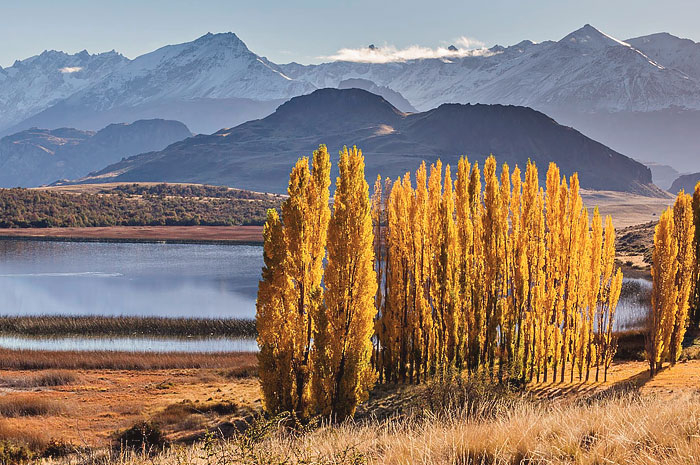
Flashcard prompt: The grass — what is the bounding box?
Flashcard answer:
[0,370,77,388]
[0,315,256,338]
[41,384,700,465]
[0,396,64,417]
[0,349,257,370]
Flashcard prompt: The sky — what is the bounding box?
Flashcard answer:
[2,0,699,68]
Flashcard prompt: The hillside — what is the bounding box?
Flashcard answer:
[0,119,191,187]
[670,172,700,194]
[71,89,663,196]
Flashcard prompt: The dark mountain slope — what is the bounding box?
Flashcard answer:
[0,119,191,187]
[74,89,662,196]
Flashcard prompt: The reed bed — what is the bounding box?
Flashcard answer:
[0,315,256,338]
[0,396,64,417]
[0,369,76,388]
[0,349,257,370]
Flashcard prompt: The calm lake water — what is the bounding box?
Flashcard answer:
[0,239,650,352]
[0,240,262,319]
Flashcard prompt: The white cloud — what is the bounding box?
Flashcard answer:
[324,37,489,63]
[59,66,82,73]
[454,36,486,49]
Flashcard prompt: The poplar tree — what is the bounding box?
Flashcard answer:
[649,208,678,376]
[454,157,473,370]
[256,209,292,414]
[691,184,700,327]
[314,146,377,419]
[280,146,331,417]
[669,192,695,364]
[585,208,603,381]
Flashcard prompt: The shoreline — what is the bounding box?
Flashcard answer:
[0,225,264,245]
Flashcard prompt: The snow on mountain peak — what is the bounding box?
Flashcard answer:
[559,24,626,49]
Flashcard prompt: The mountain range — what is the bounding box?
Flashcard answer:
[66,88,662,196]
[0,119,191,187]
[2,24,699,179]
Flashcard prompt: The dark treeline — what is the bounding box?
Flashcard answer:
[107,183,279,200]
[0,186,282,228]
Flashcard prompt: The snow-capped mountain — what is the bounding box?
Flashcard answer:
[68,32,313,109]
[280,24,700,114]
[0,50,128,131]
[627,32,700,81]
[2,33,315,135]
[4,25,700,172]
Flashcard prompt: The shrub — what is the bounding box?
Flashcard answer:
[419,373,524,419]
[0,441,34,465]
[114,421,166,453]
[41,438,81,458]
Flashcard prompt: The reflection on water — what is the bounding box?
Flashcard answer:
[616,277,651,331]
[0,240,263,319]
[0,239,652,352]
[0,335,258,353]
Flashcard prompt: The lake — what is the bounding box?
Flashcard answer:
[0,240,262,319]
[0,239,651,352]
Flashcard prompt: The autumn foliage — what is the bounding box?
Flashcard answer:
[257,147,624,420]
[373,156,622,385]
[648,190,696,376]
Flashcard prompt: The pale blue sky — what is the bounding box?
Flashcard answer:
[2,0,698,67]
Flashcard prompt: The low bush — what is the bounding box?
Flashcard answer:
[0,440,34,465]
[115,421,166,454]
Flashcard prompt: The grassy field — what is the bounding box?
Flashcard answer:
[1,356,694,465]
[0,331,697,463]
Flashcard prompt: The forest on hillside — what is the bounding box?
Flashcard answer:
[0,185,282,228]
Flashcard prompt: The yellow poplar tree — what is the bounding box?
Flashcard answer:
[314,146,377,419]
[585,208,603,381]
[454,157,473,370]
[256,209,292,414]
[543,163,562,382]
[691,184,700,326]
[648,208,678,376]
[669,192,696,364]
[281,146,331,417]
[468,162,485,371]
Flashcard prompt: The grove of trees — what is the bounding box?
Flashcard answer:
[257,145,625,421]
[649,186,699,375]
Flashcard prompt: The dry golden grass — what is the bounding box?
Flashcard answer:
[0,370,77,388]
[0,395,65,417]
[46,387,700,465]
